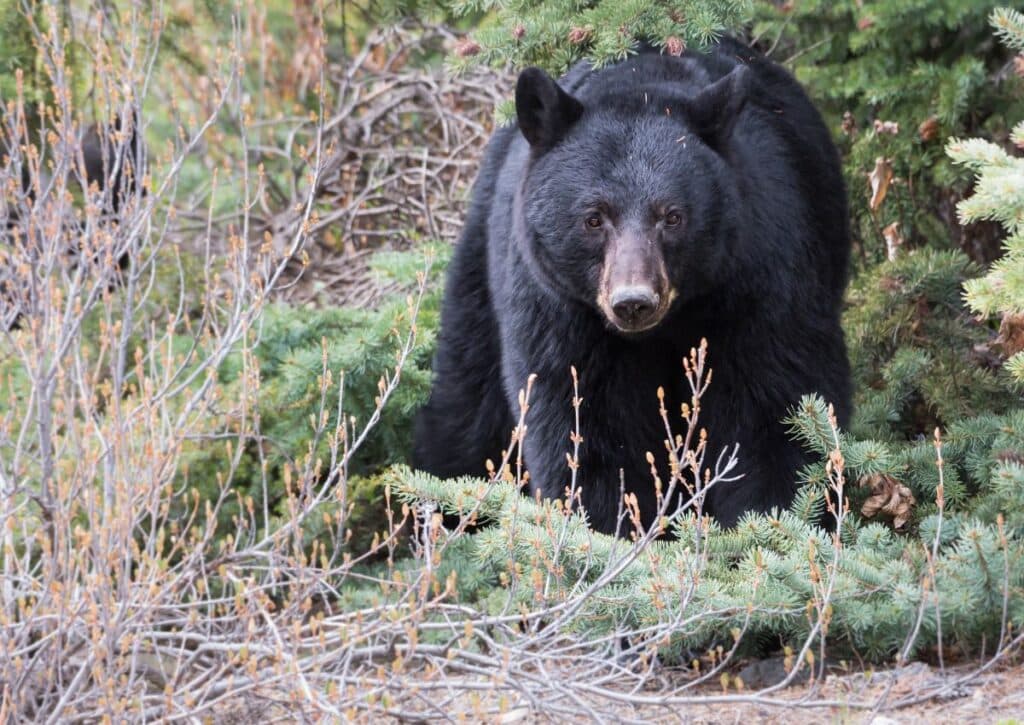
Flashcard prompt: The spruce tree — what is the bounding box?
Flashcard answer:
[444,0,753,73]
[948,8,1024,382]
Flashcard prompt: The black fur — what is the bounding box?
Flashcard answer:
[413,39,851,536]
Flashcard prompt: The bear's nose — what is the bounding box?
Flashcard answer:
[610,286,660,327]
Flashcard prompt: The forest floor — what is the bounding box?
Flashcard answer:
[664,658,1024,724]
[218,657,1023,722]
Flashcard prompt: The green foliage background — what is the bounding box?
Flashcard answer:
[754,1,1023,265]
[191,1,1024,659]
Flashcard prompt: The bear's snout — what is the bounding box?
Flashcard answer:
[610,286,660,328]
[599,232,671,332]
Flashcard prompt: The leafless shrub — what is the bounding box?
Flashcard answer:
[0,4,509,719]
[261,21,510,308]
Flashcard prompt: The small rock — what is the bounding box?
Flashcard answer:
[737,656,810,689]
[497,706,530,723]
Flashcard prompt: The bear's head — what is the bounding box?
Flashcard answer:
[514,61,751,334]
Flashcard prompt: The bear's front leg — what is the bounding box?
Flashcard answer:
[413,234,515,480]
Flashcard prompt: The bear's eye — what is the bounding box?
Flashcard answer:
[584,213,603,230]
[664,211,682,227]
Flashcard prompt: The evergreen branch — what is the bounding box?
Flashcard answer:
[991,7,1024,52]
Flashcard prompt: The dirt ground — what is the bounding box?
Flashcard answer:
[668,659,1024,724]
[208,656,1024,722]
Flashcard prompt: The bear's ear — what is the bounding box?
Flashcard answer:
[515,67,584,150]
[686,64,751,147]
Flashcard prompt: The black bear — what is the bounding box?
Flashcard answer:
[3,113,145,329]
[413,39,851,536]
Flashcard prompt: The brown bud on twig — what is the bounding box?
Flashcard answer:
[873,119,899,135]
[918,116,939,142]
[996,311,1024,358]
[882,221,903,261]
[665,36,685,57]
[455,39,481,58]
[512,24,525,40]
[841,111,857,137]
[568,26,591,45]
